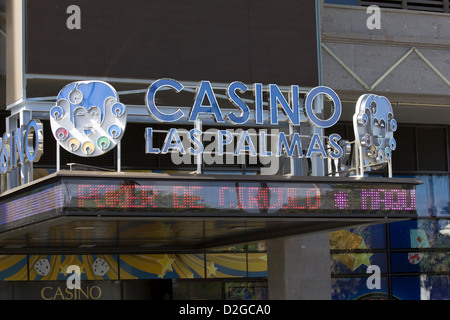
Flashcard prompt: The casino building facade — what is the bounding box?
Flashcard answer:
[0,0,448,300]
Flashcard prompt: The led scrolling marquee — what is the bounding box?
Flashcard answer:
[73,180,416,214]
[0,177,417,231]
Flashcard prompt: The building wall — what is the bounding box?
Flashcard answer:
[0,1,448,300]
[321,4,450,125]
[328,123,449,300]
[322,2,450,300]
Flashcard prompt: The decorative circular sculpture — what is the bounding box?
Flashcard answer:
[50,81,127,157]
[353,94,397,170]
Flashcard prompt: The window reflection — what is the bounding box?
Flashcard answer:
[392,276,450,300]
[389,219,450,249]
[391,252,450,274]
[330,224,386,250]
[331,253,387,274]
[331,277,389,300]
[331,174,450,299]
[413,175,449,217]
[224,281,268,300]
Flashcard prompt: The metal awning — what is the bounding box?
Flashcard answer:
[0,171,421,254]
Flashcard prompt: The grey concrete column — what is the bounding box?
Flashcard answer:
[267,232,331,300]
[6,0,25,105]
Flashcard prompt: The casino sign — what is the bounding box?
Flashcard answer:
[0,79,420,252]
[1,79,397,176]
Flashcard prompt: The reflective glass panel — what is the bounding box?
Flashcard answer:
[399,175,449,217]
[389,219,450,249]
[172,280,222,300]
[390,252,450,274]
[426,175,449,217]
[224,281,268,300]
[391,276,421,300]
[330,224,386,250]
[331,253,387,274]
[331,277,389,300]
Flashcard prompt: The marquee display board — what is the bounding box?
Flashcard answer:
[0,172,420,251]
[72,179,416,216]
[0,172,419,230]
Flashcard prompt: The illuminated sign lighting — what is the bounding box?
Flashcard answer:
[145,79,342,128]
[0,80,397,180]
[46,79,396,166]
[48,79,346,160]
[50,81,127,158]
[0,174,418,233]
[2,79,400,192]
[72,179,415,215]
[0,184,64,227]
[0,119,44,174]
[144,80,345,160]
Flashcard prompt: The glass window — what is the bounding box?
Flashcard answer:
[390,252,450,274]
[392,275,450,300]
[423,275,450,300]
[172,280,222,300]
[331,277,389,300]
[416,127,448,172]
[415,175,449,217]
[207,242,266,253]
[324,0,358,5]
[331,253,387,274]
[394,175,449,217]
[330,224,386,250]
[391,276,421,300]
[224,281,268,300]
[389,219,450,249]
